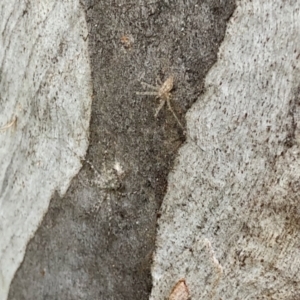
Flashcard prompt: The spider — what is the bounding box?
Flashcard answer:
[136,75,183,128]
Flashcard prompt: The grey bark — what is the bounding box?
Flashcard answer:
[0,1,91,299]
[3,0,299,300]
[6,0,235,299]
[8,1,235,299]
[151,1,300,299]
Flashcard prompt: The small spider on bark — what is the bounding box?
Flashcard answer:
[136,75,183,129]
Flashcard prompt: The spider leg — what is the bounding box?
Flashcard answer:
[154,99,166,117]
[166,99,184,129]
[156,76,162,86]
[141,82,158,90]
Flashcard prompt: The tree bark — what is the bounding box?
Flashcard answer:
[151,1,300,299]
[3,0,299,300]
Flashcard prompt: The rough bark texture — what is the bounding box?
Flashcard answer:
[0,1,91,299]
[151,1,300,299]
[7,0,235,299]
[5,0,299,300]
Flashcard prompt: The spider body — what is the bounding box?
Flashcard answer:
[136,75,183,128]
[157,75,173,100]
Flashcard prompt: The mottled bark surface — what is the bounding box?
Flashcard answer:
[8,0,235,299]
[151,1,300,299]
[0,1,91,299]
